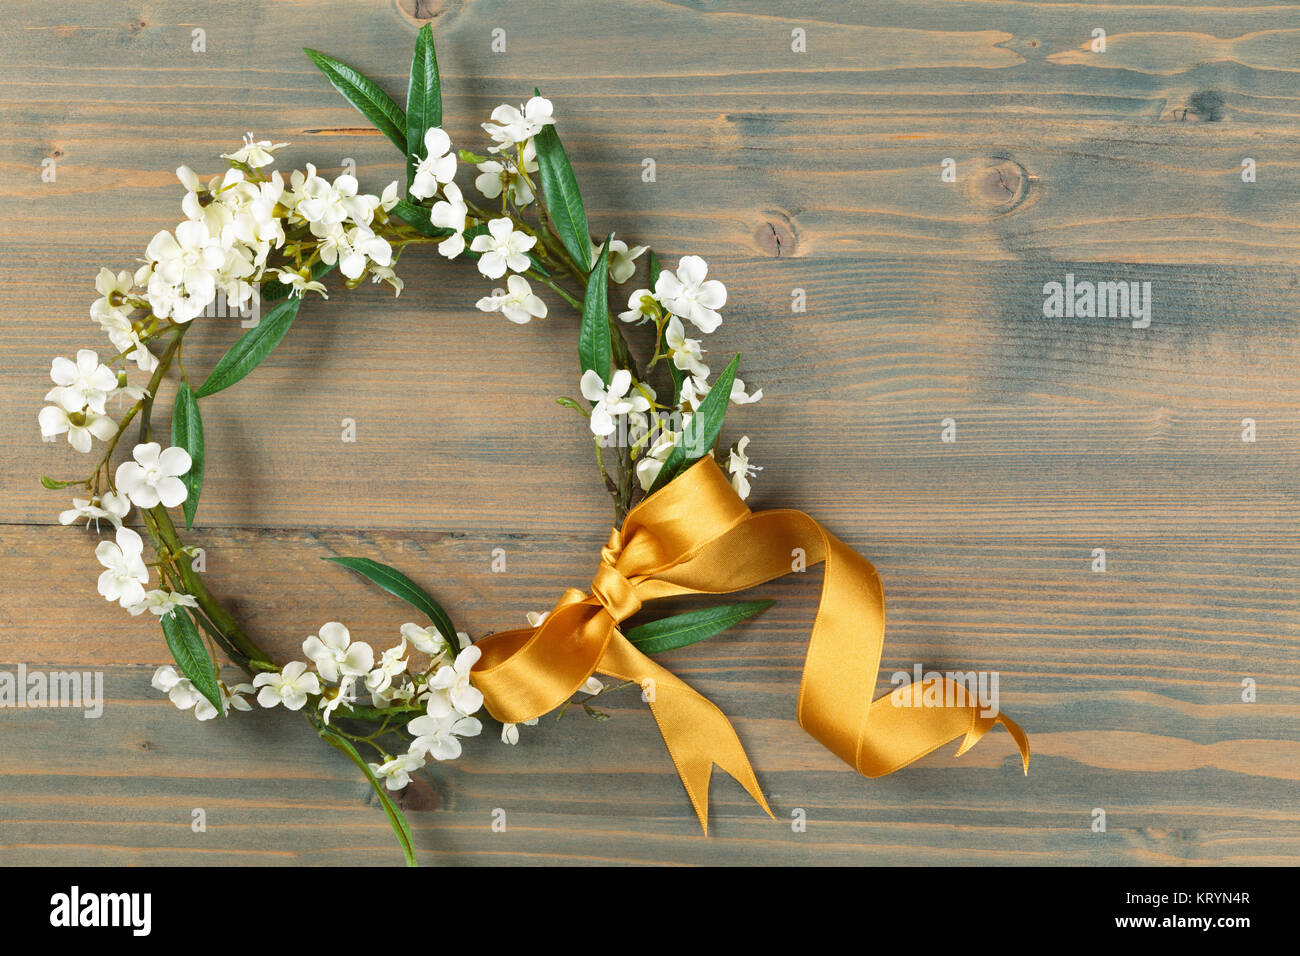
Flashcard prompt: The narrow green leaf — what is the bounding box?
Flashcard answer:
[320,727,417,867]
[160,609,223,716]
[666,361,686,407]
[325,557,457,645]
[406,24,442,193]
[532,93,592,273]
[579,238,613,385]
[390,199,450,239]
[648,353,740,494]
[625,600,774,654]
[170,382,204,529]
[304,48,408,153]
[195,297,302,399]
[648,249,662,289]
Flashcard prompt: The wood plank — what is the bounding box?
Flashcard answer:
[1,0,1297,865]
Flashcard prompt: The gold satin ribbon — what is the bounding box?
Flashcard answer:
[472,456,1029,831]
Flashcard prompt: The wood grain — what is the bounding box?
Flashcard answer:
[1,0,1297,865]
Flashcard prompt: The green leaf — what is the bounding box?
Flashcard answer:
[319,726,417,867]
[325,557,457,645]
[625,600,774,654]
[170,382,204,529]
[195,296,303,399]
[260,261,333,304]
[648,353,740,494]
[390,198,451,239]
[304,48,408,153]
[532,93,592,273]
[406,24,442,194]
[648,249,662,289]
[579,238,613,385]
[160,609,223,716]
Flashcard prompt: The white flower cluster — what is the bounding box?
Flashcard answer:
[403,98,552,324]
[40,137,402,457]
[229,621,488,791]
[40,137,407,635]
[62,437,196,618]
[615,255,763,499]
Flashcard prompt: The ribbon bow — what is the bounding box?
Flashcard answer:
[472,455,1029,831]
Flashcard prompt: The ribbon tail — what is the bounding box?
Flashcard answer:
[599,631,773,833]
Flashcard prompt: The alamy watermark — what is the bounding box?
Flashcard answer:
[0,664,104,718]
[890,664,999,718]
[1042,272,1151,328]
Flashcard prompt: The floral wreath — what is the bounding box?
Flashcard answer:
[38,27,1029,865]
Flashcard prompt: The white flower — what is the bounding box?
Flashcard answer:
[618,288,659,325]
[252,661,321,710]
[654,255,726,333]
[501,717,538,745]
[221,133,288,169]
[145,220,224,322]
[373,677,416,709]
[728,436,762,500]
[115,442,192,509]
[39,405,116,453]
[380,181,401,212]
[316,224,392,280]
[369,752,424,790]
[409,127,457,200]
[154,666,254,721]
[469,217,537,279]
[365,638,409,697]
[91,268,135,326]
[95,526,149,608]
[729,376,763,405]
[208,680,256,720]
[476,274,548,324]
[400,622,450,659]
[429,182,469,259]
[482,96,555,152]
[427,645,484,716]
[592,238,649,284]
[59,492,130,531]
[46,350,118,415]
[580,368,651,438]
[270,267,328,299]
[296,171,372,227]
[664,317,709,378]
[128,589,200,618]
[110,381,151,407]
[369,264,404,296]
[525,610,550,628]
[318,677,357,725]
[93,300,156,373]
[302,622,374,684]
[151,665,202,711]
[636,424,681,491]
[474,141,537,205]
[407,691,482,760]
[681,374,762,411]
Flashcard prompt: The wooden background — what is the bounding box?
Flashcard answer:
[2,0,1297,865]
